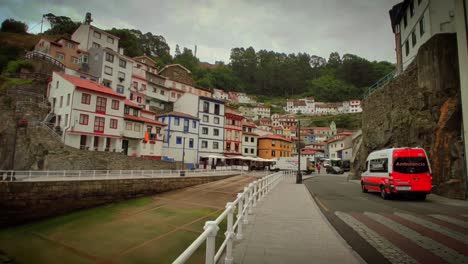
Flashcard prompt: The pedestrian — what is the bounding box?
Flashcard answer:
[317,164,321,174]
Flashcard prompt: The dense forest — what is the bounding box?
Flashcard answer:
[1,15,395,101]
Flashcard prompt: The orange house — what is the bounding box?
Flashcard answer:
[258,134,292,159]
[34,37,88,71]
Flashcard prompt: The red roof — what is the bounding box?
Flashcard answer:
[141,108,157,115]
[301,149,317,155]
[259,134,291,142]
[125,100,143,108]
[243,122,257,128]
[124,115,167,126]
[225,112,245,120]
[58,73,125,99]
[157,111,199,120]
[243,131,259,136]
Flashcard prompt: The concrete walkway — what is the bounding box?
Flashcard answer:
[232,177,363,264]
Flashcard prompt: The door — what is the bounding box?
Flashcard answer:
[122,140,129,155]
[105,138,111,151]
[94,136,99,151]
[80,135,87,149]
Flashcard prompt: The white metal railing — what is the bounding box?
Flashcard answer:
[173,170,293,264]
[0,168,246,182]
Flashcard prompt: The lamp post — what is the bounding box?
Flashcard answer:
[180,137,186,176]
[296,120,302,184]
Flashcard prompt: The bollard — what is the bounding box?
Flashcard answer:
[224,202,235,264]
[236,193,244,240]
[204,221,219,264]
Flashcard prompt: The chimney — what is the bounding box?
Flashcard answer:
[119,48,124,55]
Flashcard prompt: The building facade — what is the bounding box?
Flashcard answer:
[242,122,258,157]
[72,24,120,52]
[224,109,244,156]
[258,134,292,159]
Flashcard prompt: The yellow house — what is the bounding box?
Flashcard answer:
[258,134,292,159]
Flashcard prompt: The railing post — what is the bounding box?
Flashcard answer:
[224,202,235,264]
[248,183,254,214]
[106,170,109,179]
[29,170,31,181]
[252,181,258,208]
[93,170,96,179]
[243,187,249,224]
[204,221,219,264]
[236,193,244,240]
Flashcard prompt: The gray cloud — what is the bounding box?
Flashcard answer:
[0,0,401,63]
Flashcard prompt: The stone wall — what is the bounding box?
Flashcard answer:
[355,34,466,199]
[0,174,236,227]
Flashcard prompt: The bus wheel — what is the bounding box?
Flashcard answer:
[380,186,390,200]
[361,183,368,193]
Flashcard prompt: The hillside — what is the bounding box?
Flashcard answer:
[301,113,362,130]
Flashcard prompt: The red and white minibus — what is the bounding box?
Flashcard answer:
[361,148,432,200]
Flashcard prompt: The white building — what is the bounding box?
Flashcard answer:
[47,72,125,152]
[174,94,225,160]
[242,122,258,157]
[285,98,315,114]
[157,111,200,166]
[237,92,256,104]
[213,88,229,100]
[253,105,271,119]
[72,23,119,52]
[86,47,134,97]
[390,0,456,72]
[238,106,256,120]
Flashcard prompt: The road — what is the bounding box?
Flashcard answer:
[304,174,468,264]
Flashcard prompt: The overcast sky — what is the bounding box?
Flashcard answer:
[0,0,401,64]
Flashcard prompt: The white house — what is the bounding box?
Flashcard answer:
[47,72,125,152]
[253,105,271,119]
[213,88,229,100]
[285,98,315,114]
[242,122,258,157]
[86,47,134,97]
[237,92,256,104]
[390,0,456,72]
[157,111,200,167]
[174,93,225,161]
[71,23,119,52]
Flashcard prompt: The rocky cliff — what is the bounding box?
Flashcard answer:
[353,34,466,199]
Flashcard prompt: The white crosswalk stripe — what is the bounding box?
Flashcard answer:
[429,214,468,228]
[365,212,468,264]
[335,211,417,264]
[395,212,468,245]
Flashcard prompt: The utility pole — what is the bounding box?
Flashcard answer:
[180,137,186,176]
[296,120,302,184]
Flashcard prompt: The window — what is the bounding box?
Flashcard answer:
[201,140,208,148]
[272,150,276,157]
[419,16,425,36]
[192,120,197,128]
[370,159,388,173]
[118,72,125,80]
[79,114,89,125]
[134,123,141,132]
[93,31,101,39]
[94,116,105,133]
[132,108,138,116]
[174,117,180,126]
[393,157,429,174]
[92,42,101,48]
[251,148,254,154]
[137,97,142,103]
[72,57,79,64]
[214,104,220,115]
[81,93,91,104]
[214,129,219,136]
[80,54,89,63]
[66,94,70,106]
[184,119,189,132]
[107,37,114,44]
[403,13,407,28]
[160,90,165,95]
[110,119,118,129]
[176,137,182,144]
[59,96,63,107]
[405,41,409,56]
[111,99,119,110]
[251,137,254,143]
[213,142,219,149]
[56,81,59,89]
[125,122,132,130]
[104,66,113,75]
[65,114,68,126]
[141,84,146,90]
[203,115,209,122]
[409,0,414,17]
[56,53,64,60]
[203,101,209,113]
[214,117,220,124]
[412,31,417,47]
[102,79,112,88]
[106,53,114,63]
[119,59,126,68]
[189,138,194,148]
[67,42,74,49]
[96,97,107,114]
[245,148,248,153]
[116,85,124,94]
[202,127,208,135]
[245,136,248,142]
[271,140,276,147]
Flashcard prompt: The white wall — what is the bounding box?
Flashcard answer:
[243,135,258,157]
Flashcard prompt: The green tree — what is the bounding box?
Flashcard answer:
[1,18,28,34]
[43,13,80,36]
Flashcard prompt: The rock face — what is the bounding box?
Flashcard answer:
[354,34,466,199]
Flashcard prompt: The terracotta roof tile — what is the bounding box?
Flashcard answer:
[58,72,125,98]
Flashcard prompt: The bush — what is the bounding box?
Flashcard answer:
[5,60,34,74]
[1,18,28,34]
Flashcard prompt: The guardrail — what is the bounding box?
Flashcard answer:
[364,70,396,99]
[0,169,246,182]
[25,51,65,70]
[173,170,291,264]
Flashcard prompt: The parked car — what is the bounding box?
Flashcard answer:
[341,160,351,172]
[361,147,432,200]
[326,166,344,174]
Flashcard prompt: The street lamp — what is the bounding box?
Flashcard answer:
[180,137,186,176]
[296,120,302,184]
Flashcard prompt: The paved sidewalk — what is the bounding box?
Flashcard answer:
[232,178,363,264]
